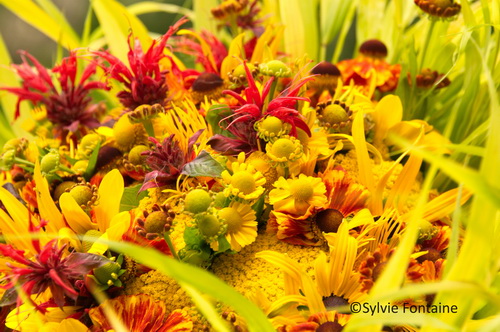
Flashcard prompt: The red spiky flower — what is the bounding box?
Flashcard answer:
[94,18,188,110]
[1,51,108,134]
[140,129,203,191]
[208,62,314,154]
[0,220,109,308]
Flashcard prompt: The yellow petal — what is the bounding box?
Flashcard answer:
[58,227,83,252]
[220,33,245,79]
[34,162,65,233]
[59,193,96,235]
[372,94,403,144]
[385,120,422,147]
[107,211,131,241]
[94,169,124,231]
[352,109,376,193]
[56,318,89,332]
[421,188,472,222]
[88,232,109,255]
[0,186,29,228]
[385,153,423,213]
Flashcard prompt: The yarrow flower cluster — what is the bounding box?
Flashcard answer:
[0,0,493,331]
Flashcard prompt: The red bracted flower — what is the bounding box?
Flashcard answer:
[94,18,188,110]
[140,129,203,191]
[209,62,314,154]
[224,62,313,137]
[1,51,108,133]
[0,219,109,308]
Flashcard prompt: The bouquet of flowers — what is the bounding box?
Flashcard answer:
[0,0,498,331]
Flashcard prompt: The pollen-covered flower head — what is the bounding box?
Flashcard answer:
[221,152,266,200]
[218,201,257,251]
[270,174,327,216]
[1,51,109,135]
[266,135,303,165]
[94,18,188,110]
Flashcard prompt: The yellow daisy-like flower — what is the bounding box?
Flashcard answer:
[218,202,257,251]
[269,174,327,216]
[221,152,266,200]
[266,135,303,165]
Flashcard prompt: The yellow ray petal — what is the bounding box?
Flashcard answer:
[351,110,376,195]
[385,153,423,213]
[107,211,131,241]
[94,169,124,231]
[0,207,34,251]
[421,188,472,222]
[87,232,109,255]
[59,193,96,235]
[0,186,29,228]
[220,33,245,79]
[372,94,403,144]
[58,227,82,252]
[34,162,65,233]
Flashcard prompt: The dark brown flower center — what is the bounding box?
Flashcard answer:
[311,61,341,76]
[359,39,388,58]
[317,321,344,332]
[316,209,344,233]
[323,295,349,308]
[192,72,224,93]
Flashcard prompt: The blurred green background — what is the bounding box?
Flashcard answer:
[0,0,192,66]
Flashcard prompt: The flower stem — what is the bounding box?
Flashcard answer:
[13,157,34,167]
[142,119,156,138]
[164,232,179,260]
[263,78,278,114]
[419,20,436,69]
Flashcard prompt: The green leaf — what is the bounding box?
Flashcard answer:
[0,0,80,49]
[91,0,151,62]
[127,1,194,20]
[102,239,275,332]
[206,104,232,136]
[119,183,149,212]
[83,141,101,181]
[181,150,225,178]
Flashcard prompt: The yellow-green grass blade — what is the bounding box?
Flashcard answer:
[91,0,151,62]
[0,0,80,50]
[102,239,275,332]
[34,0,80,46]
[278,0,318,61]
[422,2,500,329]
[193,0,218,35]
[127,1,194,20]
[0,33,31,143]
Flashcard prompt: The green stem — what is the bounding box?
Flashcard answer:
[164,232,179,260]
[283,165,290,179]
[419,20,436,69]
[58,165,75,174]
[142,119,156,138]
[13,157,34,167]
[263,78,278,113]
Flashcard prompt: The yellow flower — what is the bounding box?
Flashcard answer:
[221,152,266,200]
[218,202,257,251]
[58,168,130,254]
[89,294,193,332]
[266,135,303,165]
[269,174,327,216]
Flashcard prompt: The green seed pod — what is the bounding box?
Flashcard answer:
[0,149,16,170]
[40,149,60,175]
[128,145,150,166]
[184,189,212,214]
[53,181,77,202]
[259,60,292,78]
[77,133,103,159]
[69,184,96,208]
[417,219,438,243]
[196,213,226,242]
[93,261,122,285]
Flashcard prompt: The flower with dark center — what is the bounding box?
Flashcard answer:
[191,72,225,104]
[336,39,401,96]
[411,68,451,89]
[0,221,109,307]
[94,18,188,110]
[1,51,109,135]
[140,129,203,191]
[414,0,461,19]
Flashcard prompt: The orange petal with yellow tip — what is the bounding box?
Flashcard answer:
[33,162,65,233]
[94,169,124,231]
[59,193,96,235]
